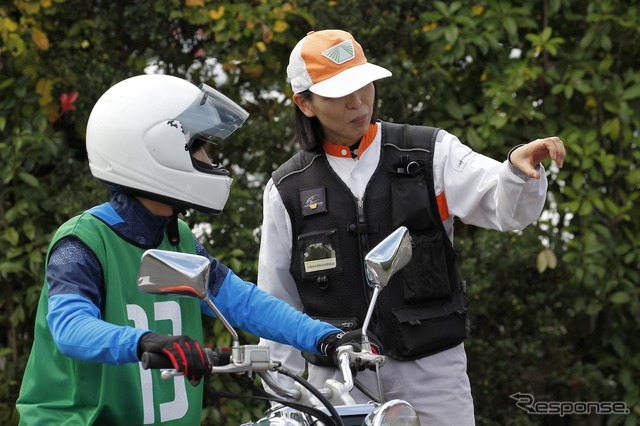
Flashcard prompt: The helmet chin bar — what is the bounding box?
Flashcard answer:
[191,157,229,175]
[97,179,224,216]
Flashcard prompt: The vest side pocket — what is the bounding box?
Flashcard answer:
[401,232,451,302]
[390,302,470,359]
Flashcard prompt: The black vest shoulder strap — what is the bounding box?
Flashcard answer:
[272,150,322,186]
[382,121,441,154]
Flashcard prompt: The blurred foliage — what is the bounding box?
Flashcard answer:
[1,0,638,425]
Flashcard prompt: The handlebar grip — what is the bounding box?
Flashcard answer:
[140,352,174,370]
[141,347,231,371]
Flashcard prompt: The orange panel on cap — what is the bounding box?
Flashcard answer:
[301,31,367,85]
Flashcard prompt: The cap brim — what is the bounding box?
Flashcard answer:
[309,63,392,98]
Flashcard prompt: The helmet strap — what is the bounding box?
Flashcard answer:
[167,209,185,246]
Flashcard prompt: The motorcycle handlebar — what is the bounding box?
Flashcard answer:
[139,342,383,407]
[140,346,232,370]
[140,352,173,370]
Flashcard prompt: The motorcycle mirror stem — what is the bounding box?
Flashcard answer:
[360,226,412,404]
[137,250,242,354]
[361,226,412,349]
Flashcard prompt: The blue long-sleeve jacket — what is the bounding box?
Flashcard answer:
[46,192,338,364]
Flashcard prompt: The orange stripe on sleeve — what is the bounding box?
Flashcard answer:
[436,192,449,221]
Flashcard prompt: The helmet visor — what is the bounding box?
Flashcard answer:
[177,83,249,149]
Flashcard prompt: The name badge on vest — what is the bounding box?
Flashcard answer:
[300,187,327,216]
[304,242,337,273]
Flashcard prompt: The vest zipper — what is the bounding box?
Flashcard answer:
[356,198,369,253]
[355,197,373,307]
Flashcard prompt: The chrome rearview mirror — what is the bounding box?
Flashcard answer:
[360,227,412,362]
[138,250,210,298]
[364,226,412,289]
[138,249,240,346]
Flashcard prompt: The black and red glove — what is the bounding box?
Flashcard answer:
[138,332,207,385]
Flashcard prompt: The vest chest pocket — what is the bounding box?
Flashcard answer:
[388,162,434,231]
[297,229,343,282]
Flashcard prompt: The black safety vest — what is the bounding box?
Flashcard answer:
[273,122,469,360]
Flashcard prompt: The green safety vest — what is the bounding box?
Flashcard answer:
[17,210,204,425]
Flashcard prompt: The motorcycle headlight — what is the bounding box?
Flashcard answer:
[365,399,421,426]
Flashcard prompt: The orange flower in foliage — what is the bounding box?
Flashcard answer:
[60,91,78,113]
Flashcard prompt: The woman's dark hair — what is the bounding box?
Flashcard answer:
[292,84,380,152]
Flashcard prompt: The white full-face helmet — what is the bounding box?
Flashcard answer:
[86,74,249,215]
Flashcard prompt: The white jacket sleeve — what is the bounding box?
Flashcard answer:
[257,178,307,379]
[435,131,548,232]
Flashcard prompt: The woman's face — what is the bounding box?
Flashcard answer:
[294,83,375,146]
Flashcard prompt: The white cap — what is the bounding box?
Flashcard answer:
[287,30,392,98]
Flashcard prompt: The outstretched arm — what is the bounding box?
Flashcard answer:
[508,136,566,179]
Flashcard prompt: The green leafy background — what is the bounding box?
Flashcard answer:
[1,1,638,424]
